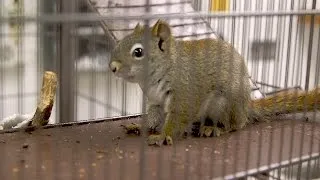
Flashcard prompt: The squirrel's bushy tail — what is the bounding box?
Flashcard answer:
[248,86,320,122]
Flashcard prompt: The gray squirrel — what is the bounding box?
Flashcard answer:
[109,19,320,146]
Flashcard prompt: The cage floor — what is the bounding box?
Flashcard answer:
[0,115,319,180]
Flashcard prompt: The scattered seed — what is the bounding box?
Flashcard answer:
[96,150,107,154]
[22,144,29,149]
[12,168,19,173]
[79,168,85,173]
[97,155,104,159]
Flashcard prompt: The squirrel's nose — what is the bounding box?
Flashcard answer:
[109,61,122,73]
[111,66,117,73]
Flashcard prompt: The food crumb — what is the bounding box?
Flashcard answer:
[91,163,96,167]
[79,168,86,173]
[112,136,121,141]
[96,150,108,154]
[121,123,141,135]
[97,155,104,159]
[22,143,29,149]
[12,168,19,173]
[185,148,189,152]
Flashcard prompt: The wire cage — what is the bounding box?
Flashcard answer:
[0,0,319,179]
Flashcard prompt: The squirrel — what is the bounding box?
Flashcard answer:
[109,19,320,146]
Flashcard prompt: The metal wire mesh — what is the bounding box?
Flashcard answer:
[0,0,319,179]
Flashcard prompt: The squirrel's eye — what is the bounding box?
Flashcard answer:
[130,43,144,60]
[133,48,143,57]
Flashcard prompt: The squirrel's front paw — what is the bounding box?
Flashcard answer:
[120,123,141,136]
[147,134,173,146]
[200,126,221,137]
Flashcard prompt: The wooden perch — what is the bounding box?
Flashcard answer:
[30,71,58,127]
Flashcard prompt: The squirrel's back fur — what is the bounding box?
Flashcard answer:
[169,38,252,130]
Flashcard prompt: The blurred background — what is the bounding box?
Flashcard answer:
[0,0,319,125]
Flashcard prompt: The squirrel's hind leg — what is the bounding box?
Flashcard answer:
[230,101,249,130]
[197,91,232,137]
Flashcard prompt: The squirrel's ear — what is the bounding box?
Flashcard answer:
[151,19,171,41]
[133,23,143,33]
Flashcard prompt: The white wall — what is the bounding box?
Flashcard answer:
[75,70,143,121]
[204,0,320,93]
[0,0,39,121]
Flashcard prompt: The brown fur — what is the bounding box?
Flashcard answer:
[251,87,320,117]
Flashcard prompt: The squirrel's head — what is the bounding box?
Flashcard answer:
[109,19,173,83]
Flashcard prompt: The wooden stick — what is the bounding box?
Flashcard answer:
[30,71,58,127]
